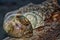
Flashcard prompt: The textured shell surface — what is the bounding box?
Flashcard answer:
[3,0,57,38]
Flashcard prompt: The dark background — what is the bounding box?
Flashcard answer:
[0,0,60,40]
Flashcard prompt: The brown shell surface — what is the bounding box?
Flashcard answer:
[3,0,60,40]
[4,10,60,40]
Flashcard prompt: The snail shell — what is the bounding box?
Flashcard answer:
[3,0,58,38]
